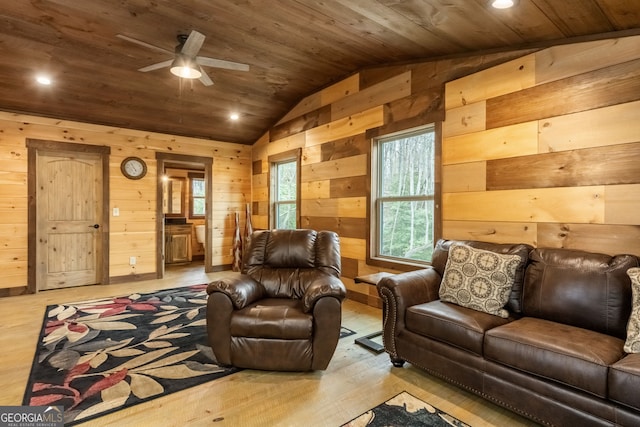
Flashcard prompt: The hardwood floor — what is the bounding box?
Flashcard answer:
[0,263,539,426]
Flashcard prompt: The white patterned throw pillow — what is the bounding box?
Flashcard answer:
[624,268,640,353]
[439,243,520,318]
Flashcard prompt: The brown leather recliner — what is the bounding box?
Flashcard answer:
[206,229,346,371]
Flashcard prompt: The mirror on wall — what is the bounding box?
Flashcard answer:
[163,176,185,216]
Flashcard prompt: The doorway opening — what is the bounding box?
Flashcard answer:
[156,153,213,277]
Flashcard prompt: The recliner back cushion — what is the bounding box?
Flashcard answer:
[264,229,316,268]
[522,248,639,338]
[431,239,533,313]
[243,229,319,269]
[249,268,322,299]
[314,230,341,277]
[242,229,341,299]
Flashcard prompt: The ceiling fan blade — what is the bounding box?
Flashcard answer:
[196,56,250,72]
[199,68,214,86]
[116,34,173,55]
[138,59,173,72]
[181,30,206,57]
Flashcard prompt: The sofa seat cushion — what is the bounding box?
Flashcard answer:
[485,317,625,398]
[406,300,513,356]
[609,354,640,410]
[230,298,312,339]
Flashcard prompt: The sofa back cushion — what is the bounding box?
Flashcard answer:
[432,239,533,313]
[522,248,639,338]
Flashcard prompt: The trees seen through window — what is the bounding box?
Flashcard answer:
[374,126,436,264]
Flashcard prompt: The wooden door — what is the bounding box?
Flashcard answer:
[36,152,103,290]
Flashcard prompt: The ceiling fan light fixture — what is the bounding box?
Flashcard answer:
[491,0,515,9]
[169,55,202,79]
[35,75,52,85]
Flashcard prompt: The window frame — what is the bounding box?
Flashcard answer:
[268,148,301,229]
[188,172,206,219]
[368,123,442,269]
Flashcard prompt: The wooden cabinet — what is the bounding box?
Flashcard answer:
[165,224,192,264]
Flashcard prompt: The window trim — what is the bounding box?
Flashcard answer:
[268,148,301,229]
[188,172,205,219]
[368,123,442,270]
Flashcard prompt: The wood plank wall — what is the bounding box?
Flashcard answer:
[252,35,640,306]
[0,113,251,295]
[442,35,640,256]
[251,49,537,306]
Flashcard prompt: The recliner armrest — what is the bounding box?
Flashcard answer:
[206,274,265,309]
[303,274,346,313]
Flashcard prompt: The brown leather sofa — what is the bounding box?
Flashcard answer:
[378,239,640,426]
[206,229,346,371]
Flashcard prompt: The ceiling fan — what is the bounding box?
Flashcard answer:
[117,30,249,86]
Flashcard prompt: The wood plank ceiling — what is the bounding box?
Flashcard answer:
[1,0,639,145]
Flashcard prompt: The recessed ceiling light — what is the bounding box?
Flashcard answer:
[492,0,515,9]
[230,113,239,121]
[36,75,52,85]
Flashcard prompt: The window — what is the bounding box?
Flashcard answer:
[269,149,300,229]
[189,173,205,218]
[371,125,437,265]
[274,160,297,229]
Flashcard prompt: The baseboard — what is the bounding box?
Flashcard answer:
[347,289,383,308]
[0,286,31,297]
[109,272,159,284]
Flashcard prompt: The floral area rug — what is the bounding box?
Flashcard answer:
[342,391,471,427]
[24,284,357,426]
[22,284,233,425]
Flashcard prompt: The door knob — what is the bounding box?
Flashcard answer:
[89,224,100,229]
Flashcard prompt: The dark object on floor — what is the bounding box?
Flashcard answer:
[340,326,357,339]
[354,272,393,353]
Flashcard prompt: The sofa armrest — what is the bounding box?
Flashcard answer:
[303,274,346,313]
[206,274,265,309]
[376,268,442,358]
[377,268,441,306]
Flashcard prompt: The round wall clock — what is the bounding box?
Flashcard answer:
[120,157,147,180]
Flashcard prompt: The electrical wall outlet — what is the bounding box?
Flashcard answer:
[113,207,120,217]
[129,256,136,266]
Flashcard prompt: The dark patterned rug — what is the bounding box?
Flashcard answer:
[24,284,356,425]
[342,391,470,426]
